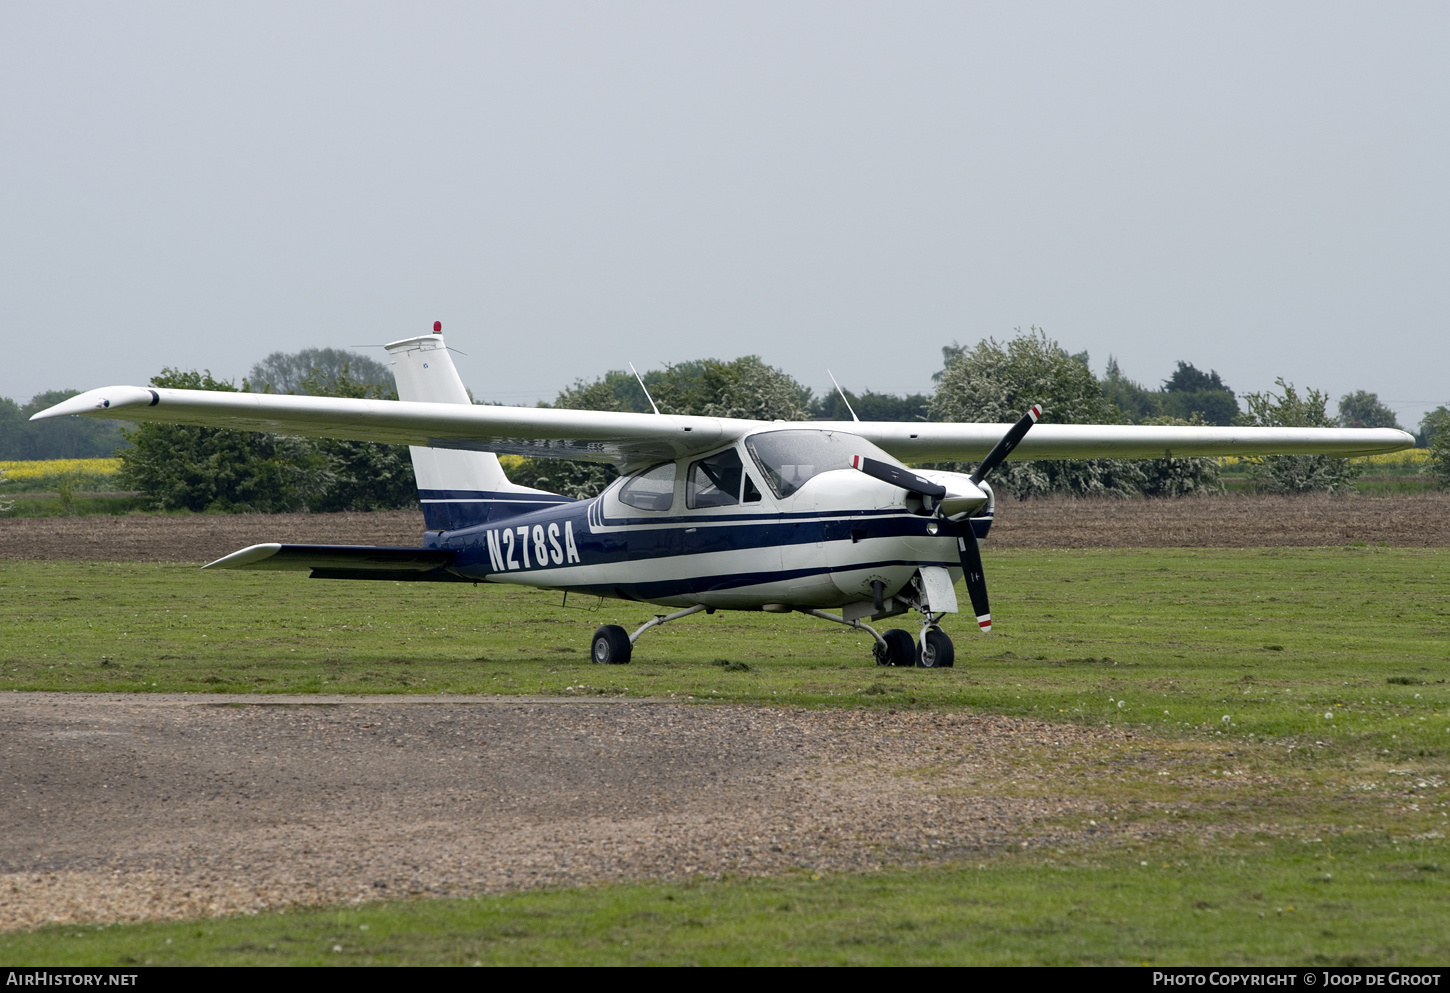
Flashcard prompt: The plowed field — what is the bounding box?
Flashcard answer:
[2,492,1447,562]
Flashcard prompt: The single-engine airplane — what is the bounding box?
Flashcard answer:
[34,327,1414,668]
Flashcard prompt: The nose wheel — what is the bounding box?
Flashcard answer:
[917,627,954,668]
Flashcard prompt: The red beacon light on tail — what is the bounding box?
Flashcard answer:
[433,321,442,334]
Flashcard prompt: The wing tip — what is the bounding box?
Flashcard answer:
[27,387,156,422]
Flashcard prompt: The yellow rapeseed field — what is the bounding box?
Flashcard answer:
[0,458,122,481]
[1218,449,1428,469]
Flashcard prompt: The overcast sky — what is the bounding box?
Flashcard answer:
[3,2,1446,428]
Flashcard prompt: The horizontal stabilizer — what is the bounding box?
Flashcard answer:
[204,543,456,573]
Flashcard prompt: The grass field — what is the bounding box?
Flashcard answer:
[4,837,1447,966]
[2,547,1448,964]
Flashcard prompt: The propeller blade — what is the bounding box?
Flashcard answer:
[955,524,992,633]
[851,455,947,499]
[969,404,1042,485]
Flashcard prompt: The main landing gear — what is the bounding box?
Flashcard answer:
[590,600,955,668]
[591,604,713,665]
[864,624,953,668]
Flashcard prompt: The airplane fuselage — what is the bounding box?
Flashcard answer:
[423,431,985,613]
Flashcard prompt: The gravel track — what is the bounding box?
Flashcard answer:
[0,694,1147,931]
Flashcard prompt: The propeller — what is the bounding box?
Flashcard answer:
[952,404,1041,632]
[852,406,1042,634]
[850,455,946,506]
[970,404,1041,485]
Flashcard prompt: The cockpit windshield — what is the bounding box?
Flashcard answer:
[744,430,903,498]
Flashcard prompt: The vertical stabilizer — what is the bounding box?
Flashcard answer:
[385,331,571,530]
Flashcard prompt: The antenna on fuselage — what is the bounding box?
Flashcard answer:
[630,363,661,415]
[827,370,859,422]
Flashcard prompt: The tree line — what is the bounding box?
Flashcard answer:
[3,332,1446,509]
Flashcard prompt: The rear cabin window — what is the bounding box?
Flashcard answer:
[617,462,676,511]
[745,430,903,499]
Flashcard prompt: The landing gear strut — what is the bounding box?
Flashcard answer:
[591,604,712,664]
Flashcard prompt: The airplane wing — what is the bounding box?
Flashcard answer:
[31,386,732,466]
[33,385,1414,465]
[843,422,1416,461]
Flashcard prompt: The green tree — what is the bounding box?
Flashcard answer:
[1160,362,1239,426]
[1337,390,1402,430]
[1241,378,1361,493]
[1422,407,1450,487]
[1419,406,1450,448]
[1135,415,1223,497]
[119,370,333,512]
[648,356,813,421]
[298,368,418,512]
[506,357,815,498]
[249,348,391,395]
[503,377,625,498]
[929,328,1147,498]
[1100,356,1161,424]
[812,389,931,422]
[0,391,131,460]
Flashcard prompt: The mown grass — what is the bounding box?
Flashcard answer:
[2,548,1446,755]
[3,547,1447,964]
[3,836,1446,966]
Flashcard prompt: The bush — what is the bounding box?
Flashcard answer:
[1241,378,1361,493]
[1135,415,1223,497]
[119,370,333,513]
[297,369,417,512]
[118,367,416,513]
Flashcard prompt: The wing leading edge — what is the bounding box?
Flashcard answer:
[34,387,1414,464]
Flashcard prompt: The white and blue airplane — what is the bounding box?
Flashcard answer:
[34,327,1414,668]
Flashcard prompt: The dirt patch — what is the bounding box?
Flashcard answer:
[0,510,425,562]
[1,493,1447,562]
[0,694,1137,930]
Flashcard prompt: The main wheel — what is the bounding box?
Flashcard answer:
[591,624,632,664]
[917,628,955,668]
[873,628,917,667]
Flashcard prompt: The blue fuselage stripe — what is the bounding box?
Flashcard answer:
[418,497,990,602]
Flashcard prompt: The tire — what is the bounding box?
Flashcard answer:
[917,628,955,668]
[873,628,916,667]
[591,625,632,664]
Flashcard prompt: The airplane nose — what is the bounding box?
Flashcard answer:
[936,479,988,518]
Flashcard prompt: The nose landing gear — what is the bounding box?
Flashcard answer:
[917,626,954,668]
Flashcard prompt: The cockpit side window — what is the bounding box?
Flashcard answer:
[687,449,745,509]
[618,462,676,511]
[745,429,904,499]
[743,473,762,503]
